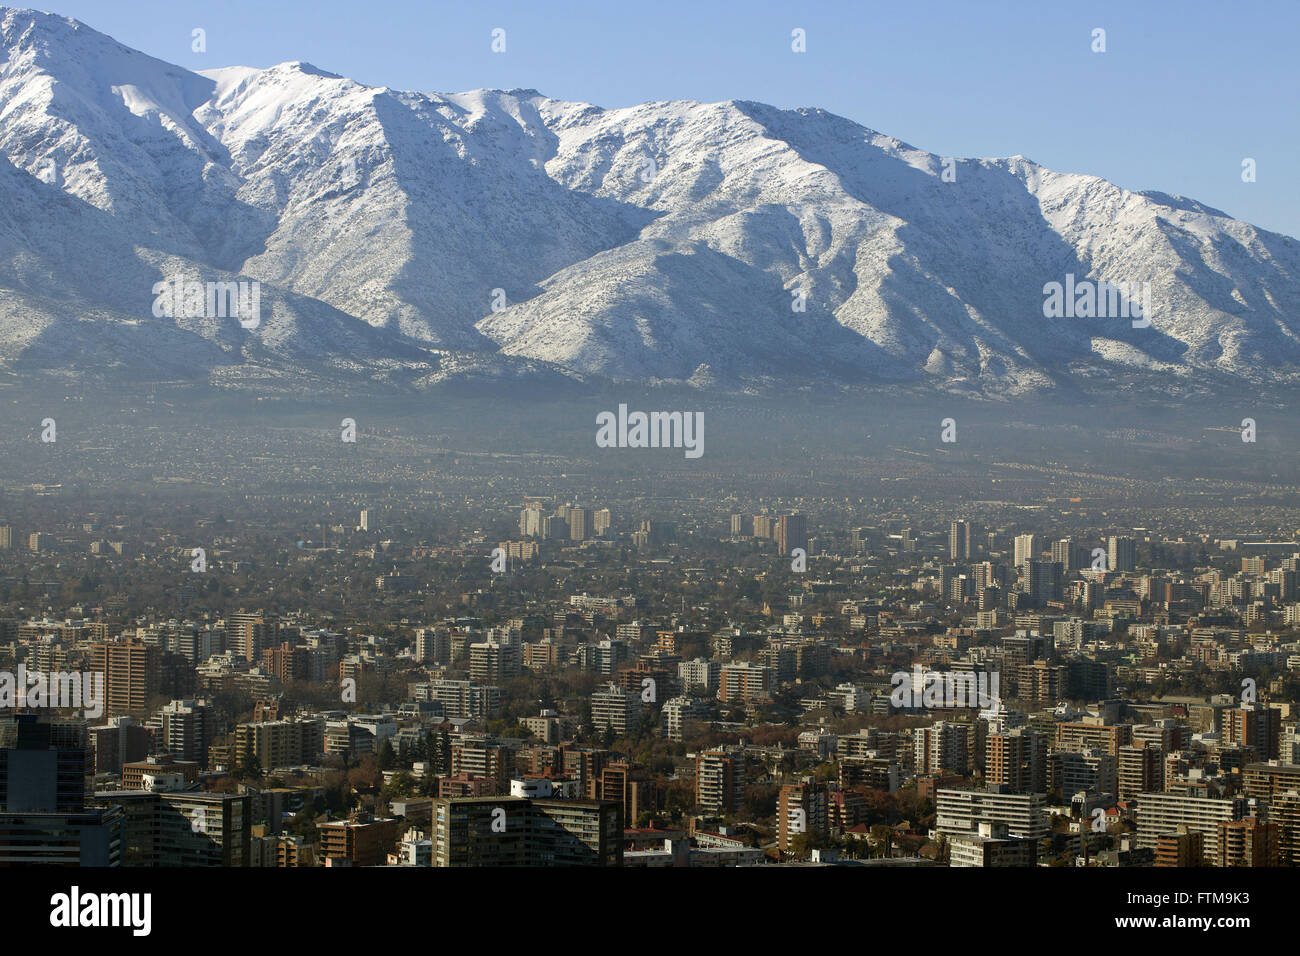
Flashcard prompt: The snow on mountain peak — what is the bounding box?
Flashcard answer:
[0,7,1297,396]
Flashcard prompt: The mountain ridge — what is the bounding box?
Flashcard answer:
[0,6,1297,397]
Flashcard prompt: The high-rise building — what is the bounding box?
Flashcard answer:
[426,680,499,720]
[662,697,709,743]
[778,514,808,557]
[1017,662,1066,706]
[451,736,516,792]
[469,638,522,683]
[936,788,1048,841]
[0,715,122,865]
[730,514,749,537]
[591,683,642,738]
[317,815,401,867]
[915,722,971,775]
[1136,793,1246,867]
[27,531,55,552]
[560,748,611,794]
[778,781,828,853]
[234,718,324,770]
[88,717,153,776]
[1051,537,1088,572]
[593,508,612,537]
[359,509,372,532]
[695,748,745,813]
[1224,705,1281,760]
[260,641,308,684]
[225,612,277,663]
[415,627,451,665]
[985,728,1047,794]
[678,658,720,694]
[947,572,973,603]
[0,715,91,812]
[1118,742,1164,800]
[1270,790,1300,866]
[0,524,11,549]
[1108,535,1137,573]
[519,503,544,537]
[569,508,588,542]
[1023,560,1063,607]
[587,761,652,829]
[939,564,957,601]
[92,789,251,866]
[1218,817,1278,867]
[972,561,1004,590]
[1013,534,1040,568]
[718,662,772,703]
[156,699,211,766]
[90,640,161,718]
[1154,827,1204,867]
[1055,721,1132,756]
[1050,748,1117,796]
[948,821,1039,867]
[430,797,621,866]
[950,520,973,561]
[634,520,675,547]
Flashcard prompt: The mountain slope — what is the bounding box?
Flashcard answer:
[0,6,1297,396]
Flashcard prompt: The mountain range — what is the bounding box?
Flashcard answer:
[1,6,1297,398]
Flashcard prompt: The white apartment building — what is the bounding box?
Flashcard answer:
[936,788,1049,841]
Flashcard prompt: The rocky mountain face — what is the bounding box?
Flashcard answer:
[1,7,1297,397]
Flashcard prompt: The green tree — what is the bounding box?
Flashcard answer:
[384,771,420,800]
[241,751,263,781]
[439,729,453,775]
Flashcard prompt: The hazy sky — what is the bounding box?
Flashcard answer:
[39,0,1300,237]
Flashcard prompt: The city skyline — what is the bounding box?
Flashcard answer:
[0,0,1288,937]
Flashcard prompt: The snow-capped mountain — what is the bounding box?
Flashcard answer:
[1,6,1297,396]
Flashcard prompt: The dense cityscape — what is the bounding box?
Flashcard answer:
[0,0,1290,937]
[1,395,1298,875]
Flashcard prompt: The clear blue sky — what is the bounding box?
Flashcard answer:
[36,0,1300,237]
